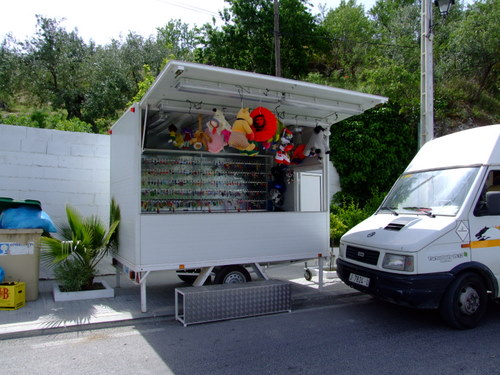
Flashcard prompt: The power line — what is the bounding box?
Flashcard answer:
[154,0,219,19]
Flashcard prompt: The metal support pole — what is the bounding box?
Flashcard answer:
[192,266,214,287]
[420,0,434,148]
[115,268,121,288]
[318,253,324,291]
[251,263,269,280]
[139,271,151,313]
[274,0,282,77]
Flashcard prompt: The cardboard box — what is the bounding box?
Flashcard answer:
[0,282,26,310]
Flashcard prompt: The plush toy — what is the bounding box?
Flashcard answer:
[228,107,258,155]
[191,114,212,151]
[269,165,289,211]
[291,127,306,164]
[212,108,232,143]
[250,107,277,148]
[168,124,178,144]
[172,131,184,148]
[270,120,284,152]
[275,128,294,165]
[305,125,330,161]
[205,118,226,153]
[180,128,194,149]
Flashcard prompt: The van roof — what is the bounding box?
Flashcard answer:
[140,60,387,127]
[406,125,500,172]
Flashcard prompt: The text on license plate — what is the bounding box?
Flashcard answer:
[349,273,370,287]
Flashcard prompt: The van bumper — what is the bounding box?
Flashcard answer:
[336,258,454,309]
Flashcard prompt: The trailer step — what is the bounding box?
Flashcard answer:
[175,280,291,326]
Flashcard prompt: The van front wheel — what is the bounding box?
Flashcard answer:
[439,272,488,330]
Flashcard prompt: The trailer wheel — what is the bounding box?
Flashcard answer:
[439,272,488,330]
[214,266,251,284]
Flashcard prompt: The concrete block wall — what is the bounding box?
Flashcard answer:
[0,124,112,277]
[0,124,110,225]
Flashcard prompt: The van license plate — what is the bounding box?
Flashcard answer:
[349,273,370,287]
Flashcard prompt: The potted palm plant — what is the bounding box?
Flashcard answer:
[41,200,120,301]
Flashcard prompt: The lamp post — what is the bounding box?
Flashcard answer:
[419,0,455,149]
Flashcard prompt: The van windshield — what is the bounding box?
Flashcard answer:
[379,167,479,217]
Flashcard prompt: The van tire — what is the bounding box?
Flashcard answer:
[214,266,251,284]
[439,272,488,329]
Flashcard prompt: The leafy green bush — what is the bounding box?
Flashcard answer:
[330,103,416,204]
[0,109,92,132]
[330,192,386,246]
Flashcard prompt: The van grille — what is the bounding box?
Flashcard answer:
[346,246,379,265]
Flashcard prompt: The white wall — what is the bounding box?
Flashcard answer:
[0,124,111,277]
[0,124,110,224]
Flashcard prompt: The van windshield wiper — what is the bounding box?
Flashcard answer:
[379,206,399,216]
[403,207,435,217]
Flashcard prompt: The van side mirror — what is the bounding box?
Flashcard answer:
[486,191,500,215]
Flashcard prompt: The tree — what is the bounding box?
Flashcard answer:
[321,0,375,81]
[0,36,22,109]
[435,0,499,125]
[330,103,416,203]
[21,16,93,120]
[80,41,135,132]
[197,0,325,78]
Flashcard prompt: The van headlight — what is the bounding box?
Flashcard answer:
[339,242,346,258]
[382,253,414,272]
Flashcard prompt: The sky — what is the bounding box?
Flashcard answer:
[0,0,379,46]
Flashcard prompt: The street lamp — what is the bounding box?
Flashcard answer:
[434,0,455,17]
[419,0,454,149]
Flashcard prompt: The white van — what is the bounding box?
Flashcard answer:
[337,125,500,329]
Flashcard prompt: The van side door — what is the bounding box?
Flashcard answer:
[470,169,500,297]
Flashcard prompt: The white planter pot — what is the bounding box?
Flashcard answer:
[53,279,114,302]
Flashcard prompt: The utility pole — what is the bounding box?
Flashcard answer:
[274,0,282,77]
[420,0,434,148]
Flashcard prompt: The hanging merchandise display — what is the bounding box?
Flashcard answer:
[211,108,232,143]
[305,125,331,161]
[191,114,212,151]
[250,106,278,147]
[141,153,270,213]
[228,108,258,155]
[205,109,229,153]
[275,128,294,165]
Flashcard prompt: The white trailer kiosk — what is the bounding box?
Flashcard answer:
[110,60,387,311]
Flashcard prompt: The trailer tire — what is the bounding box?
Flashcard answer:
[439,272,488,330]
[214,266,251,284]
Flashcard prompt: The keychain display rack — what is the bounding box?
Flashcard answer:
[141,151,271,213]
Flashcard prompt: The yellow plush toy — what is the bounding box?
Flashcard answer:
[228,108,258,155]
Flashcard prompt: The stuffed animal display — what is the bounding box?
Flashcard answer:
[250,106,277,148]
[191,114,212,151]
[211,108,232,143]
[275,128,294,165]
[228,107,258,155]
[163,107,330,165]
[305,125,330,161]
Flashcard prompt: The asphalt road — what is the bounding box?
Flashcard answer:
[2,295,499,375]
